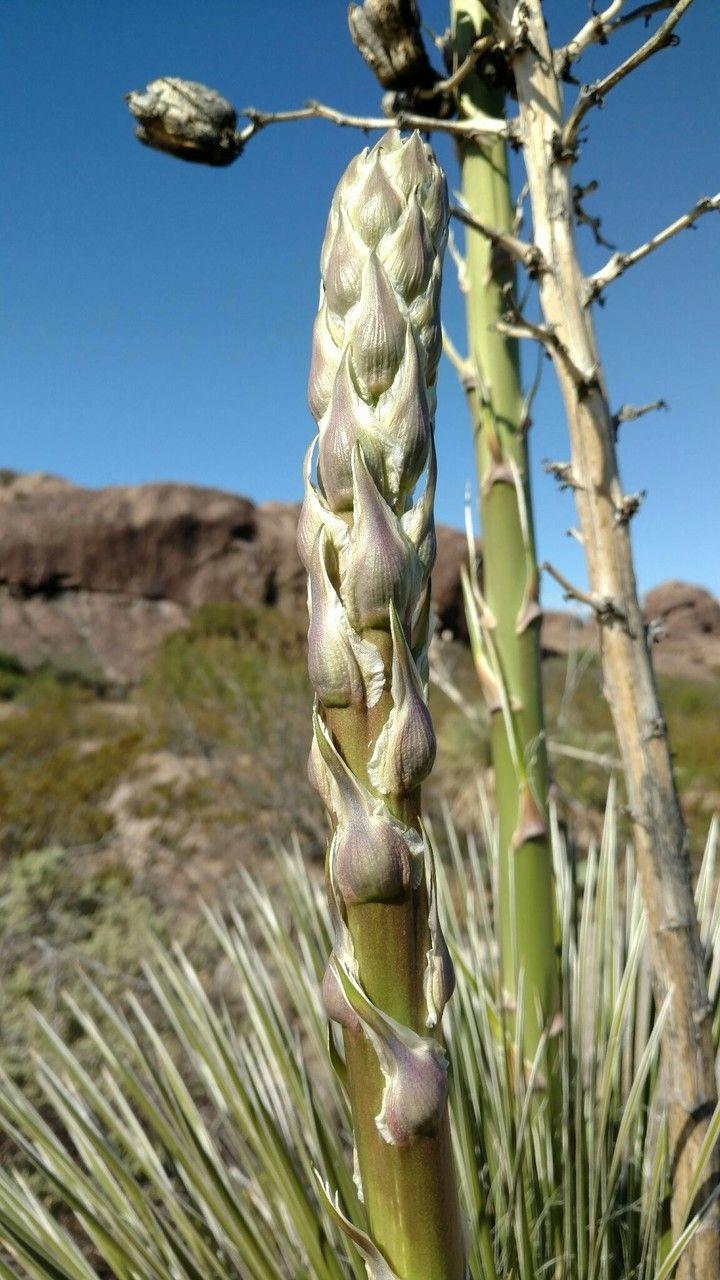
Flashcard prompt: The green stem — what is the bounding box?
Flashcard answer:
[451,0,559,1056]
[327,693,464,1279]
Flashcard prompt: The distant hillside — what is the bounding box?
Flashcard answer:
[0,471,718,686]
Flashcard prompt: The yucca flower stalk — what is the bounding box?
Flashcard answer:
[449,0,559,1060]
[297,132,465,1278]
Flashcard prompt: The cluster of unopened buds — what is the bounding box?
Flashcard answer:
[298,130,456,1148]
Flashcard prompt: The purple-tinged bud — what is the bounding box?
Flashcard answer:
[323,207,366,320]
[307,531,384,709]
[375,326,431,504]
[331,956,449,1146]
[401,442,437,586]
[379,191,434,303]
[350,255,406,401]
[307,728,334,812]
[313,714,422,906]
[322,844,362,1032]
[308,304,341,423]
[322,958,362,1033]
[344,448,419,632]
[368,606,435,797]
[296,437,349,572]
[126,78,241,167]
[410,586,433,688]
[317,350,359,512]
[348,150,404,249]
[382,132,448,251]
[327,150,367,224]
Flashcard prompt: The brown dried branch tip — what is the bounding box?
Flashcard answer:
[125,78,242,166]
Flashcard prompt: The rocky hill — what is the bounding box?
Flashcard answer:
[0,470,717,684]
[0,473,717,1093]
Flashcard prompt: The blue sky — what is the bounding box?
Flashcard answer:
[2,1,718,605]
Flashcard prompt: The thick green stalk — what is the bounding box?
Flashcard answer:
[300,133,464,1279]
[451,0,558,1055]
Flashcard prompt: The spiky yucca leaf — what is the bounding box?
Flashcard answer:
[0,808,718,1280]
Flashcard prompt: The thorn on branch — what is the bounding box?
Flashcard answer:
[645,616,667,645]
[542,562,628,627]
[550,130,576,165]
[542,460,583,491]
[450,204,547,277]
[612,399,668,437]
[614,490,646,524]
[573,181,616,250]
[642,714,668,742]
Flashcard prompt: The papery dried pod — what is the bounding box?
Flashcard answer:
[126,78,241,166]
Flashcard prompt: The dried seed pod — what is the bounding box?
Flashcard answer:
[126,78,241,166]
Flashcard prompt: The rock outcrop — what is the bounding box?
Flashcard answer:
[0,472,472,683]
[0,472,716,685]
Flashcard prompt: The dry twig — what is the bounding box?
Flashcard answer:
[450,202,546,275]
[555,1,676,74]
[585,193,720,300]
[562,0,695,152]
[236,98,507,147]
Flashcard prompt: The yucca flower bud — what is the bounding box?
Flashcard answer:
[303,135,463,1273]
[303,127,453,1120]
[308,131,447,451]
[126,78,241,166]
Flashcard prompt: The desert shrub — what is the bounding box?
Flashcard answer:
[0,805,718,1280]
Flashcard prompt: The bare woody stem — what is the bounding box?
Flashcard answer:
[585,193,720,300]
[449,0,559,1062]
[562,0,694,152]
[498,2,719,1274]
[299,132,464,1280]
